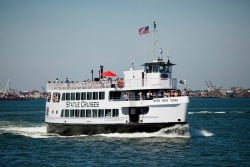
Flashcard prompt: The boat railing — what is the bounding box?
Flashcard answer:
[47,78,178,90]
[47,80,114,90]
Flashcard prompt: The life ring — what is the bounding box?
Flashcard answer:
[117,80,124,88]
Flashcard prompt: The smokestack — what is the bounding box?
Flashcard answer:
[91,69,93,81]
[100,65,104,79]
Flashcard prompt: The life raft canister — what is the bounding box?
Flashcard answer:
[117,80,124,88]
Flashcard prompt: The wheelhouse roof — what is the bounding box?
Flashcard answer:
[142,59,176,66]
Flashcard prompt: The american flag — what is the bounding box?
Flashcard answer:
[138,26,150,35]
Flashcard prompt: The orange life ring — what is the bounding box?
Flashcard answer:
[117,80,124,88]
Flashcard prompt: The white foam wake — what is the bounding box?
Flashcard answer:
[0,123,213,139]
[188,111,226,114]
[192,129,214,137]
[0,125,52,138]
[97,124,191,139]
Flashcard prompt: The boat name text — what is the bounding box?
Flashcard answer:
[66,101,99,108]
[153,98,179,103]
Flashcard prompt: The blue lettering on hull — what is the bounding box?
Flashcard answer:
[66,101,99,108]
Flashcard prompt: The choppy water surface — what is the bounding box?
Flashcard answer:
[0,98,250,166]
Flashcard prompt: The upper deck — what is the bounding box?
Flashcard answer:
[47,76,178,91]
[47,58,179,91]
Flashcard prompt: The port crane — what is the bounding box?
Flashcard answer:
[205,81,223,97]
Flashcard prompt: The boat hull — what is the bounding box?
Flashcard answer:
[46,122,187,136]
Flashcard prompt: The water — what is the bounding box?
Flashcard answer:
[1,98,250,166]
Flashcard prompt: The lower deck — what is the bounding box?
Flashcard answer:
[46,95,189,127]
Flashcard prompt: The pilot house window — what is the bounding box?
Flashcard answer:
[146,66,152,73]
[152,65,158,73]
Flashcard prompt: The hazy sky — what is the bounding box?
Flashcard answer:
[0,0,250,91]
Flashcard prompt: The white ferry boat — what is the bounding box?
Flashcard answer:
[45,57,189,135]
[45,25,189,136]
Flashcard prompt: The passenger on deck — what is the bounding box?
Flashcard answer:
[157,90,163,98]
[152,92,157,98]
[146,91,152,99]
[138,92,143,100]
[171,90,178,97]
[65,77,70,83]
[170,90,175,97]
[164,91,170,97]
[124,92,129,101]
[65,77,70,88]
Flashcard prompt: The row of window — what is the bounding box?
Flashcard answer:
[47,91,106,102]
[62,92,105,101]
[61,109,119,118]
[145,65,170,73]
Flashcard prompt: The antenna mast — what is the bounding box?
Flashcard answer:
[153,21,157,60]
